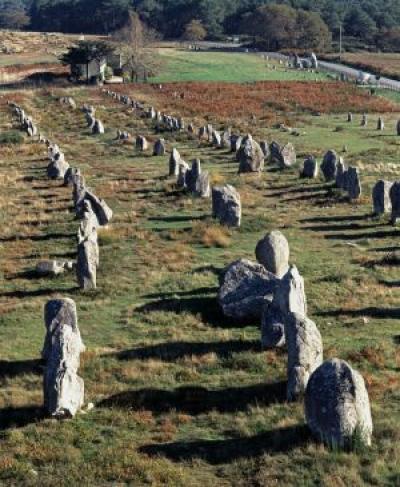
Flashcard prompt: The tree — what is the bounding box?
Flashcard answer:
[296,10,332,50]
[182,19,207,42]
[112,11,161,82]
[344,6,377,41]
[59,40,114,83]
[0,1,30,30]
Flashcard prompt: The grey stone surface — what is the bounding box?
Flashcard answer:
[372,180,392,216]
[218,259,278,321]
[286,313,323,401]
[237,135,264,173]
[305,358,373,448]
[301,156,318,178]
[321,150,338,181]
[255,230,290,278]
[212,184,241,227]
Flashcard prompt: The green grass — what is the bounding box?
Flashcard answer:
[0,81,399,486]
[151,48,329,83]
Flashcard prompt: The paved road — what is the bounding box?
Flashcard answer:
[264,52,400,92]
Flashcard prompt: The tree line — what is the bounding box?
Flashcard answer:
[2,0,400,51]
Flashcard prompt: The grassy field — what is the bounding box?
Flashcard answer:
[151,48,329,83]
[0,74,400,485]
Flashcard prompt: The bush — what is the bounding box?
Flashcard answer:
[0,131,24,145]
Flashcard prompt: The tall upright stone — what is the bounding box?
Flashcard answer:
[301,156,318,179]
[390,181,400,224]
[43,298,85,418]
[335,158,346,189]
[347,167,362,200]
[372,180,392,216]
[285,313,323,402]
[169,148,181,176]
[377,117,384,131]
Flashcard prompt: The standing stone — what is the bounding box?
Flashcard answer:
[194,172,211,198]
[397,120,400,136]
[286,312,323,402]
[347,112,353,123]
[361,114,368,127]
[221,131,231,149]
[186,159,202,193]
[73,174,86,212]
[377,117,384,131]
[230,135,242,153]
[335,158,346,189]
[321,150,338,181]
[255,230,290,278]
[64,167,80,187]
[269,141,282,164]
[176,161,189,189]
[301,156,318,178]
[212,185,241,228]
[260,141,270,159]
[136,135,148,151]
[198,126,207,140]
[188,123,194,134]
[153,138,166,156]
[92,119,104,134]
[237,135,264,173]
[390,181,400,224]
[305,359,373,449]
[347,167,362,200]
[372,180,392,216]
[77,238,98,290]
[274,265,307,318]
[277,143,296,169]
[169,148,181,176]
[218,259,278,321]
[212,130,222,148]
[47,158,70,180]
[43,298,85,418]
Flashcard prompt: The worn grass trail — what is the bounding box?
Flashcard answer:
[0,87,399,485]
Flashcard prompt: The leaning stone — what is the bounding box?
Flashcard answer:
[84,190,113,226]
[218,259,278,321]
[372,180,392,216]
[286,312,323,401]
[255,230,290,278]
[321,150,338,181]
[212,185,241,228]
[237,135,264,173]
[347,167,362,200]
[301,156,318,178]
[43,298,85,418]
[305,358,373,449]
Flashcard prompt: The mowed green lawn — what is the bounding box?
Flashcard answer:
[151,48,329,83]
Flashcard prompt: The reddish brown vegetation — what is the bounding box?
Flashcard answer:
[124,81,397,121]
